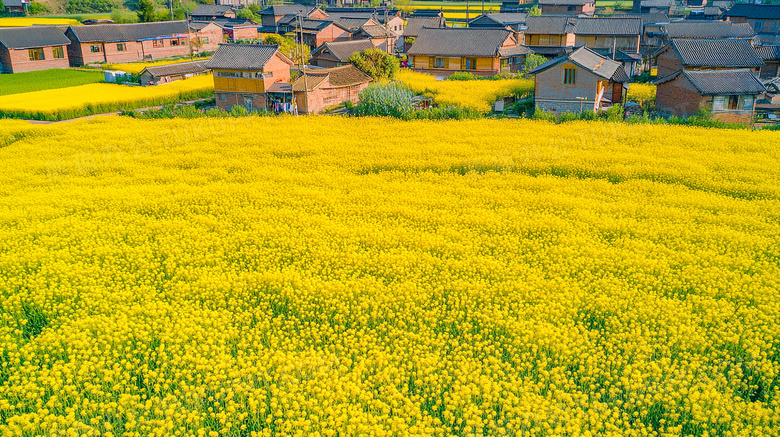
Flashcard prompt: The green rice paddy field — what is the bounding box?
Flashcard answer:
[0,69,104,96]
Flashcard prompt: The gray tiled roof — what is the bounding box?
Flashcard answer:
[470,13,528,26]
[0,26,70,49]
[574,17,642,35]
[525,15,576,35]
[403,16,446,37]
[140,60,210,78]
[205,43,288,70]
[662,20,755,39]
[191,5,234,17]
[291,64,371,91]
[260,4,315,16]
[4,0,23,7]
[539,0,593,4]
[670,38,764,68]
[67,21,190,43]
[726,4,780,20]
[641,0,673,7]
[312,39,374,61]
[335,17,374,31]
[755,45,780,61]
[300,19,334,31]
[498,45,533,57]
[530,46,629,83]
[657,69,766,95]
[407,27,513,57]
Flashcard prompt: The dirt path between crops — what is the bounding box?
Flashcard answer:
[23,100,208,125]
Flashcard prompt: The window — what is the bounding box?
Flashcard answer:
[742,95,754,110]
[218,93,228,102]
[117,43,126,52]
[501,58,509,68]
[52,46,64,59]
[171,39,180,46]
[728,95,739,110]
[201,37,210,44]
[714,95,754,111]
[713,95,726,111]
[28,48,45,61]
[563,67,576,85]
[218,71,241,78]
[153,40,163,48]
[568,5,575,10]
[754,20,763,31]
[90,45,101,53]
[463,58,477,70]
[430,57,445,68]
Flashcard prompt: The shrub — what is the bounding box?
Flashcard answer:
[349,48,400,81]
[523,54,548,72]
[447,71,478,81]
[353,83,414,118]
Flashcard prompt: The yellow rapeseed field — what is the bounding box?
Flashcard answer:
[0,17,81,27]
[0,76,214,121]
[627,83,657,107]
[104,58,211,75]
[1,116,779,437]
[397,70,534,112]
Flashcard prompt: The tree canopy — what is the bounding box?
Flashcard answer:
[349,48,400,81]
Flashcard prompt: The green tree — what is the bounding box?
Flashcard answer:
[523,53,547,72]
[528,5,541,16]
[263,34,310,63]
[27,1,51,14]
[137,0,156,22]
[236,8,256,21]
[349,48,400,81]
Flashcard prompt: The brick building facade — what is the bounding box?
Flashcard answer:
[292,64,372,114]
[65,21,191,66]
[0,26,71,74]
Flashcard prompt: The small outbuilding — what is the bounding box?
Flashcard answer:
[292,64,372,114]
[139,60,210,86]
[530,46,630,114]
[310,39,375,68]
[655,68,766,123]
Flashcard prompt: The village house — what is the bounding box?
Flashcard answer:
[539,0,595,16]
[469,13,528,35]
[206,43,294,111]
[407,27,527,78]
[725,5,780,45]
[0,26,71,74]
[632,0,674,14]
[213,18,260,41]
[65,21,191,65]
[524,15,576,58]
[501,0,535,13]
[292,64,372,114]
[139,60,209,86]
[755,45,780,80]
[258,4,328,32]
[324,8,405,34]
[655,38,763,77]
[310,39,375,68]
[2,0,25,14]
[188,21,224,53]
[657,20,755,46]
[530,46,630,114]
[189,4,236,21]
[290,19,351,50]
[574,17,642,53]
[402,15,447,52]
[655,69,765,122]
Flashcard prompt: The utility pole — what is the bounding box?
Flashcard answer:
[169,0,174,21]
[466,0,469,26]
[297,14,309,115]
[187,12,193,60]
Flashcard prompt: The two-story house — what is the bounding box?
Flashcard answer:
[725,5,780,45]
[407,27,527,77]
[530,46,630,113]
[206,43,295,111]
[524,15,577,58]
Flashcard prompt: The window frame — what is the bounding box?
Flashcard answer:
[152,40,163,48]
[52,46,64,59]
[28,48,45,61]
[563,67,577,85]
[90,45,101,53]
[117,43,126,52]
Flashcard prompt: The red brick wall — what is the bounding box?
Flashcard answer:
[262,54,292,89]
[231,27,259,42]
[68,39,191,66]
[655,73,703,117]
[192,28,224,53]
[656,46,682,78]
[294,81,370,114]
[760,61,779,80]
[0,46,70,73]
[215,91,268,111]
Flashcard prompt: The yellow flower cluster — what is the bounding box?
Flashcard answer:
[397,70,534,112]
[0,76,214,121]
[0,116,779,437]
[627,83,657,107]
[104,58,211,75]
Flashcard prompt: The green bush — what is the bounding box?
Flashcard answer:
[349,48,400,81]
[27,1,51,14]
[447,71,478,81]
[523,54,548,72]
[66,0,116,13]
[353,83,415,118]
